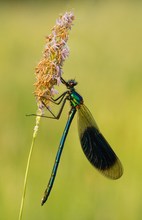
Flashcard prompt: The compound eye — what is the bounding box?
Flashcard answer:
[71,82,74,86]
[67,79,77,88]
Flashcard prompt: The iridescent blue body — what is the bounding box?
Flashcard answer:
[70,90,83,107]
[41,78,123,205]
[42,108,76,202]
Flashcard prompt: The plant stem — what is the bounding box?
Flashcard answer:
[18,113,41,220]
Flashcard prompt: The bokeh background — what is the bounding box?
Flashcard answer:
[1,0,142,219]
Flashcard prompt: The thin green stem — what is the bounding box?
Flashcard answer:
[18,136,36,220]
[18,110,42,220]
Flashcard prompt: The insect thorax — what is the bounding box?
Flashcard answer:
[70,90,83,107]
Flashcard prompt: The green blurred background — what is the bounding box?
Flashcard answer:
[1,1,142,219]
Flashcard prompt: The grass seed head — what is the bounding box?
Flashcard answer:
[34,12,75,110]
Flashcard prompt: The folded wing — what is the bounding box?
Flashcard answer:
[77,105,123,179]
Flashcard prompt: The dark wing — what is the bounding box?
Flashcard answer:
[77,104,123,179]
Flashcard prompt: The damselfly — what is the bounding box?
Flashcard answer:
[39,77,123,205]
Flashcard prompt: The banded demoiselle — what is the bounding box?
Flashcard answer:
[40,77,123,205]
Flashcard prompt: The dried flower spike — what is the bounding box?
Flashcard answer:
[34,12,75,110]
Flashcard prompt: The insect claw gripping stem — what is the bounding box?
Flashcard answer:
[41,96,68,120]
